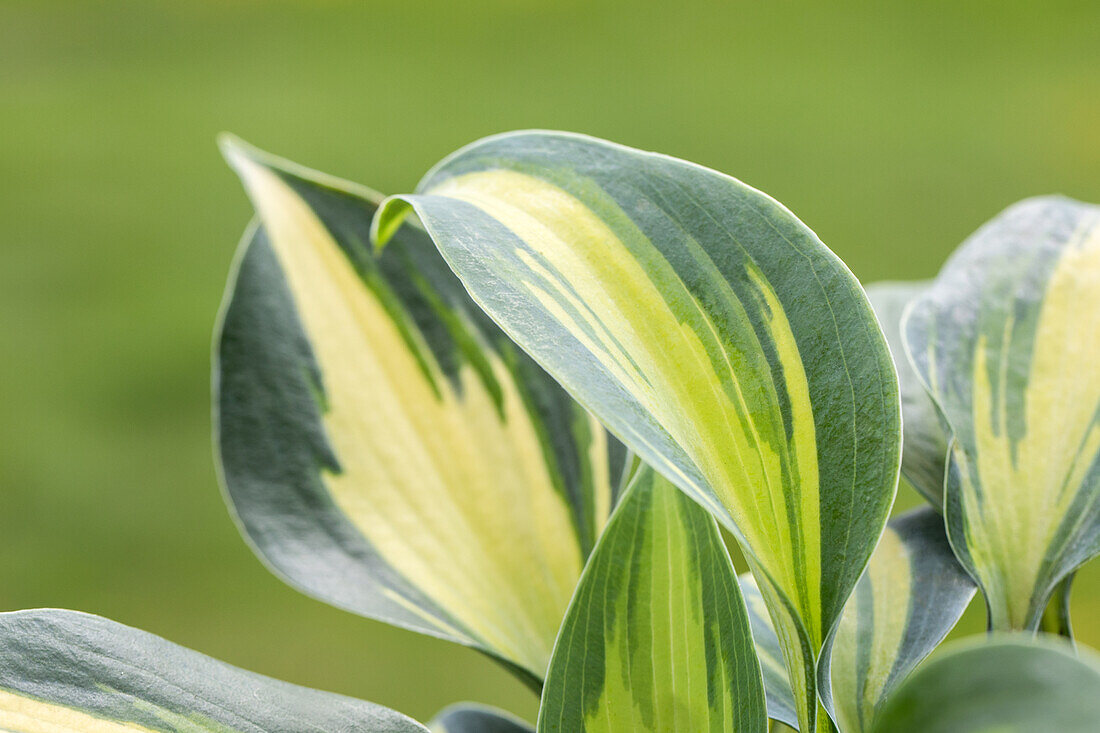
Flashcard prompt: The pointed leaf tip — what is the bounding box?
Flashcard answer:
[217,143,624,684]
[372,195,416,250]
[390,130,901,731]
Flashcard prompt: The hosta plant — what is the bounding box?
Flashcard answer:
[2,132,1099,732]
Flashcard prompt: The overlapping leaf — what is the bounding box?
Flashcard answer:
[0,610,425,732]
[430,704,533,733]
[374,131,901,730]
[537,467,766,732]
[744,509,975,731]
[819,508,975,732]
[868,280,1073,639]
[218,139,625,684]
[903,196,1100,631]
[865,283,948,506]
[871,635,1100,733]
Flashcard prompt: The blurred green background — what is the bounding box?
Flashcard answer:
[2,0,1098,725]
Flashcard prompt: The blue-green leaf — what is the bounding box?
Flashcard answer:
[872,634,1100,733]
[869,279,1076,641]
[744,509,975,732]
[375,130,901,731]
[218,138,625,684]
[865,282,948,507]
[819,508,975,732]
[537,467,767,732]
[429,704,533,733]
[0,609,425,732]
[903,196,1100,631]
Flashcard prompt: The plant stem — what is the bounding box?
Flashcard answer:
[1039,573,1075,642]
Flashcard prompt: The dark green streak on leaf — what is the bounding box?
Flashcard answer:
[538,467,765,732]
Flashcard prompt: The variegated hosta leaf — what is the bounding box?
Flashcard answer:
[871,634,1100,733]
[820,508,976,732]
[868,281,1074,639]
[744,509,975,732]
[0,609,426,732]
[218,138,626,685]
[373,131,901,731]
[430,704,533,733]
[903,196,1100,631]
[537,467,767,732]
[865,282,948,506]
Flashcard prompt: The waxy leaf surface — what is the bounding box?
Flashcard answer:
[537,467,766,733]
[219,139,624,684]
[375,131,901,730]
[904,197,1100,631]
[430,704,533,733]
[744,509,975,731]
[819,508,975,732]
[865,282,948,506]
[872,635,1100,733]
[739,575,799,729]
[0,610,425,732]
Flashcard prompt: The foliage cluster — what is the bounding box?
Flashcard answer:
[2,132,1099,732]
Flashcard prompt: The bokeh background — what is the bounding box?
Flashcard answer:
[2,0,1098,725]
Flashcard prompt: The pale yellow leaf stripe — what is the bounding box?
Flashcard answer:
[428,169,821,627]
[828,529,910,733]
[538,469,765,732]
[585,486,725,732]
[0,691,161,733]
[228,153,600,676]
[961,215,1100,629]
[428,168,822,723]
